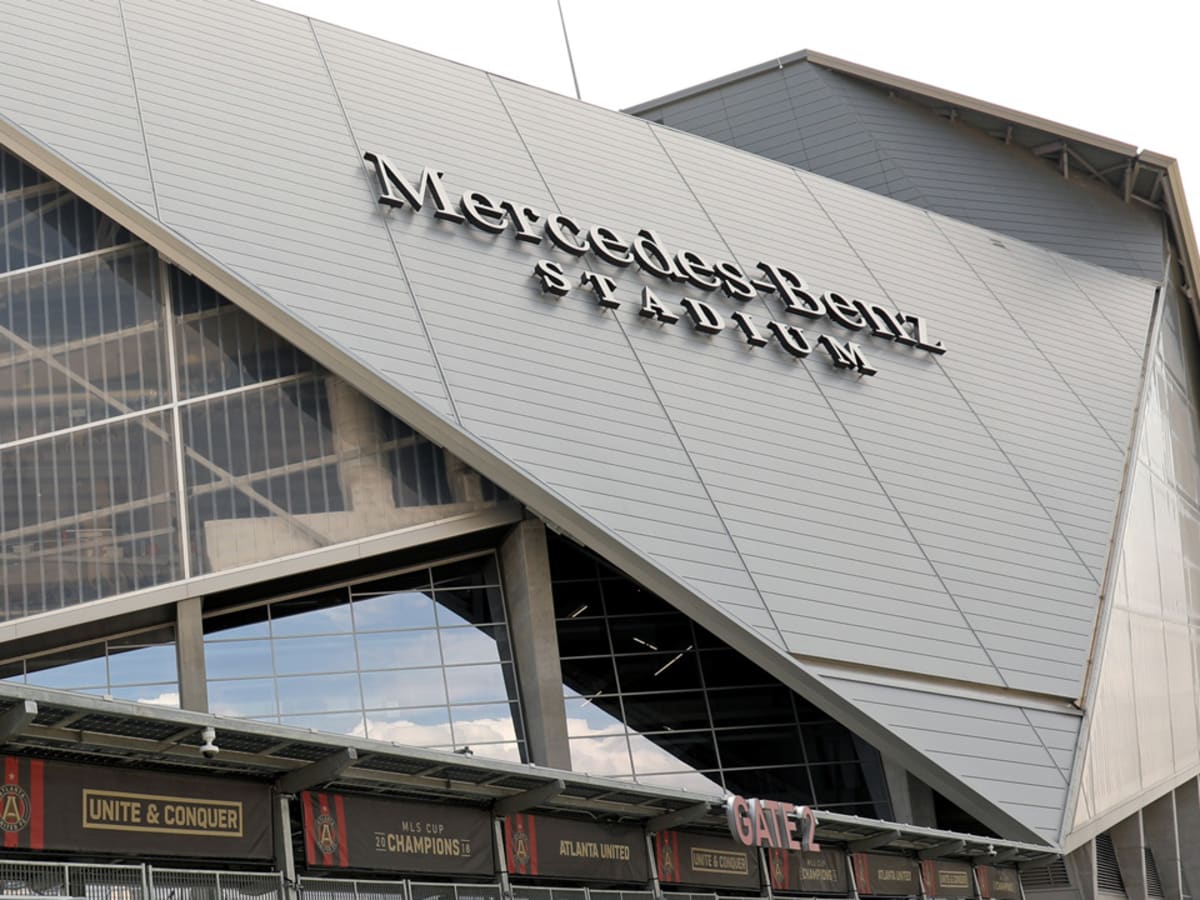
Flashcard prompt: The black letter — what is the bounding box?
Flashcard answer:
[500,201,543,244]
[680,297,724,333]
[631,229,683,280]
[853,301,916,345]
[533,260,570,297]
[818,335,877,375]
[675,251,721,291]
[905,315,947,354]
[714,261,757,301]
[588,226,634,266]
[639,287,679,323]
[822,291,866,330]
[767,321,812,358]
[361,153,464,222]
[731,311,768,346]
[546,215,588,255]
[460,191,508,233]
[757,263,826,318]
[581,271,620,309]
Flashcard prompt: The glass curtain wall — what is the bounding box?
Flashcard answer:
[549,534,892,816]
[0,144,503,621]
[202,554,526,762]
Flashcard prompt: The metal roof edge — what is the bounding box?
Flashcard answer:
[0,111,1052,849]
[622,50,813,115]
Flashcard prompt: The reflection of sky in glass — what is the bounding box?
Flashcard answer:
[20,642,179,707]
[353,592,436,630]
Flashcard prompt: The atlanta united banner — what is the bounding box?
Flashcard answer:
[504,813,649,883]
[300,792,492,875]
[654,829,759,890]
[0,754,272,859]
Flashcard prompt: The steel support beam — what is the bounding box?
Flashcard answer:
[0,700,37,743]
[645,801,712,833]
[276,747,358,794]
[849,829,901,852]
[492,778,565,817]
[919,839,965,859]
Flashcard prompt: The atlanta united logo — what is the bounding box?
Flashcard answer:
[314,811,339,855]
[513,823,531,867]
[661,843,675,880]
[771,851,785,886]
[0,783,30,832]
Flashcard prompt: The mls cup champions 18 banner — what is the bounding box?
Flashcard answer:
[0,754,273,859]
[300,791,493,876]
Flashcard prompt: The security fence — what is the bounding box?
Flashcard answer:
[0,860,284,900]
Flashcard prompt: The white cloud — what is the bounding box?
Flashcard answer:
[135,690,180,708]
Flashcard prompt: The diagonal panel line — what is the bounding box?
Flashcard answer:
[115,0,160,218]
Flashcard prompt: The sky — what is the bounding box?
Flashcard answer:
[264,0,1199,201]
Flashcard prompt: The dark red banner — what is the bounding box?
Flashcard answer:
[768,846,848,894]
[851,852,920,897]
[504,813,648,883]
[977,865,1021,900]
[0,754,271,859]
[300,792,492,875]
[921,859,974,898]
[655,829,759,890]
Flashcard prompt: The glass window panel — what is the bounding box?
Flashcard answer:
[715,726,805,770]
[272,634,357,675]
[707,685,795,727]
[110,683,179,706]
[182,378,345,575]
[0,410,180,621]
[204,612,270,639]
[355,629,442,670]
[634,770,725,794]
[621,691,710,733]
[551,580,603,620]
[451,703,520,743]
[270,593,351,635]
[106,644,176,686]
[560,656,619,696]
[361,668,447,709]
[556,617,612,658]
[351,568,432,598]
[548,538,599,583]
[802,720,862,765]
[209,678,277,718]
[699,649,774,689]
[171,270,313,399]
[607,615,694,655]
[276,672,361,714]
[0,183,133,275]
[614,651,701,694]
[599,579,660,617]
[569,734,633,776]
[564,696,627,737]
[205,639,275,680]
[723,766,815,805]
[280,712,365,736]
[352,591,437,631]
[434,586,505,627]
[363,708,452,745]
[430,557,499,590]
[24,654,107,690]
[0,149,48,195]
[445,663,513,704]
[808,762,874,806]
[439,625,502,665]
[629,730,718,773]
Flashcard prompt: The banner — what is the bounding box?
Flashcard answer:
[977,865,1021,900]
[655,830,759,890]
[768,847,848,895]
[0,754,272,859]
[851,852,920,897]
[300,792,492,875]
[504,813,648,883]
[921,859,974,898]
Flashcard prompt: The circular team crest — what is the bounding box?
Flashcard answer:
[314,811,339,855]
[513,823,531,867]
[0,783,30,832]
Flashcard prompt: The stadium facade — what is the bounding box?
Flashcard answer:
[0,3,1195,899]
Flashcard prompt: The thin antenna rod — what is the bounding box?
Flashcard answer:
[557,0,582,100]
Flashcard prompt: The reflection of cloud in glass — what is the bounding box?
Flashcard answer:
[565,716,723,795]
[356,714,521,762]
[134,690,180,708]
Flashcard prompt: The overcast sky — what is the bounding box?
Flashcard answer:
[265,0,1198,199]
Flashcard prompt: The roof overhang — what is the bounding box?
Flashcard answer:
[627,49,1198,308]
[0,684,1058,863]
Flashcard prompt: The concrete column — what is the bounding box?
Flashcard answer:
[274,794,298,891]
[1174,778,1200,897]
[905,772,938,827]
[326,377,394,514]
[499,518,571,770]
[1111,810,1149,900]
[175,596,208,712]
[1143,791,1182,900]
[882,758,914,823]
[1064,841,1096,900]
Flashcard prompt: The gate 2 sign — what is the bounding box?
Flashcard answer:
[724,795,819,852]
